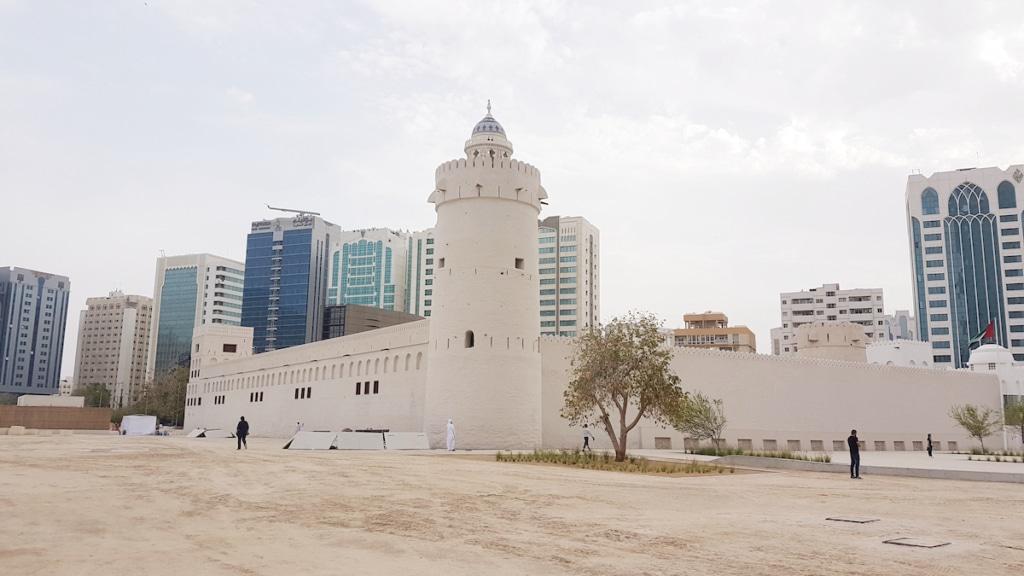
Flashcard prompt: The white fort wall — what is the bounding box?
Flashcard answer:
[540,338,1005,452]
[183,321,429,437]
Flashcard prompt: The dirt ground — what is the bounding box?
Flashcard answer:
[1,435,1022,576]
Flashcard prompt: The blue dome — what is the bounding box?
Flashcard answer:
[472,114,505,136]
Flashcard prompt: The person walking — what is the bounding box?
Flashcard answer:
[446,418,456,452]
[582,425,595,452]
[236,416,250,450]
[847,429,861,479]
[927,433,933,457]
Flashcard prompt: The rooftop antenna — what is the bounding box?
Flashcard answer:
[266,204,321,217]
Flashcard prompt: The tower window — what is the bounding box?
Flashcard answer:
[465,330,475,348]
[514,258,524,270]
[438,257,445,268]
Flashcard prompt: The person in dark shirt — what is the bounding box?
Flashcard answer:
[236,416,250,450]
[927,433,933,457]
[847,429,861,479]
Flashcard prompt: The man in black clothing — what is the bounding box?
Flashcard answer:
[236,416,250,450]
[847,429,861,479]
[927,433,933,457]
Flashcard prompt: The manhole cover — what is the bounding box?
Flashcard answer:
[883,538,950,548]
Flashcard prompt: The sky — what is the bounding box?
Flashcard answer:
[2,1,1024,379]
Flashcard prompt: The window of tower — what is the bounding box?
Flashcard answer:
[438,257,445,268]
[465,330,475,348]
[514,257,524,270]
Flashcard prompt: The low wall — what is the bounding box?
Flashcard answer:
[714,455,1024,484]
[0,406,112,430]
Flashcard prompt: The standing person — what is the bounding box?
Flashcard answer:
[295,421,303,435]
[582,425,595,452]
[236,416,250,450]
[927,433,933,457]
[446,418,456,452]
[847,429,861,479]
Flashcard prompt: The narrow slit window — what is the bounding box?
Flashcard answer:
[373,380,379,394]
[514,257,524,270]
[355,382,361,395]
[465,330,475,348]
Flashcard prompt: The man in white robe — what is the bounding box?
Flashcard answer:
[446,419,456,452]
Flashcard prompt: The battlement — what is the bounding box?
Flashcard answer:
[434,157,541,178]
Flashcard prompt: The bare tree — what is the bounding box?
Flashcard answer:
[561,311,684,462]
[673,392,727,452]
[949,404,1002,454]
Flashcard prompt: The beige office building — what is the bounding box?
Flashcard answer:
[771,283,888,355]
[72,291,153,408]
[672,311,756,353]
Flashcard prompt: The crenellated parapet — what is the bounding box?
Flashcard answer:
[430,157,547,209]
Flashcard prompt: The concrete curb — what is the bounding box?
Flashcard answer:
[713,455,1024,484]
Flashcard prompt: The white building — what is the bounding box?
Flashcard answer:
[408,217,601,336]
[183,107,1008,453]
[867,340,933,368]
[906,165,1024,369]
[770,283,888,355]
[537,215,600,337]
[327,228,410,312]
[73,291,153,407]
[148,254,245,379]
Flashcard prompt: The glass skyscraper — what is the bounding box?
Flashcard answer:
[242,214,336,353]
[148,254,245,378]
[906,165,1024,367]
[0,267,70,394]
[327,229,408,312]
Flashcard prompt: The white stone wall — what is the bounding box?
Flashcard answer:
[540,338,1005,453]
[184,321,429,437]
[867,340,933,367]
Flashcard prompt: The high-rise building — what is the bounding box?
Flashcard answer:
[73,291,153,407]
[408,217,601,334]
[537,215,600,337]
[906,165,1024,367]
[672,311,756,353]
[0,267,70,394]
[327,228,410,311]
[770,283,888,355]
[241,214,338,353]
[886,310,917,341]
[406,228,436,317]
[322,304,420,340]
[148,254,245,378]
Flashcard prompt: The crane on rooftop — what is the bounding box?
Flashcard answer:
[266,204,321,217]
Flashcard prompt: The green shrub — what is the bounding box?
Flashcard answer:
[495,450,725,475]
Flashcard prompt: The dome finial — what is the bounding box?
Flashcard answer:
[486,99,492,116]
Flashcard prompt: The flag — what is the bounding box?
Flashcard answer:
[969,321,995,347]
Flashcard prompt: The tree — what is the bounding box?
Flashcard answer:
[112,368,189,427]
[1005,399,1024,448]
[75,383,111,408]
[949,404,1002,454]
[561,311,684,462]
[673,392,727,452]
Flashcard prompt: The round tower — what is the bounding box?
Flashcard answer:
[423,104,547,449]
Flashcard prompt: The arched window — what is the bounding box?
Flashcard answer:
[384,357,390,373]
[948,181,990,215]
[921,187,939,215]
[999,180,1017,209]
[375,358,380,374]
[465,330,475,348]
[405,354,411,371]
[357,361,362,376]
[416,352,423,370]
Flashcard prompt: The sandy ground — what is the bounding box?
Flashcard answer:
[1,435,1023,576]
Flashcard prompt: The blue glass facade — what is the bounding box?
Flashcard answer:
[944,182,1006,366]
[153,266,198,375]
[910,217,929,341]
[242,219,331,354]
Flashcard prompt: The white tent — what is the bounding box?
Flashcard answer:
[120,415,157,436]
